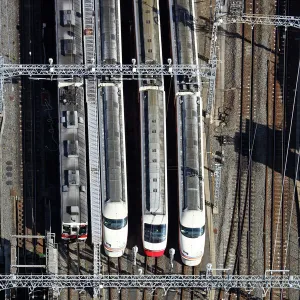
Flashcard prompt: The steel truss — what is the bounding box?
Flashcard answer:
[0,63,213,79]
[220,14,300,28]
[1,274,300,294]
[206,10,300,114]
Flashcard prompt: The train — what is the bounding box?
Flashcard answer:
[169,0,206,266]
[99,0,128,257]
[59,110,88,241]
[56,0,88,241]
[134,0,169,257]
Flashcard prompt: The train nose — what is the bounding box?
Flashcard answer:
[144,248,165,257]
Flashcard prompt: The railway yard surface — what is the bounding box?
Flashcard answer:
[0,0,22,278]
[0,0,299,299]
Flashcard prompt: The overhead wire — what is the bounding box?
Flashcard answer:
[272,58,300,270]
[283,135,300,270]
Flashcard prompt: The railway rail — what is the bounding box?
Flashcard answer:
[223,0,296,298]
[265,0,292,298]
[233,0,257,278]
[60,241,92,300]
[20,0,46,276]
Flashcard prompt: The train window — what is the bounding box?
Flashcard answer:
[147,39,151,42]
[152,149,156,152]
[180,224,205,239]
[79,225,87,235]
[146,20,150,24]
[63,225,71,234]
[152,159,157,163]
[103,216,128,230]
[153,178,157,182]
[148,49,152,53]
[144,224,166,243]
[152,130,156,133]
[152,120,156,123]
[153,189,157,192]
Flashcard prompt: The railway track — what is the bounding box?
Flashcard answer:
[224,0,257,279]
[220,0,295,297]
[234,0,258,278]
[108,256,121,299]
[143,256,157,300]
[67,242,79,300]
[66,241,92,300]
[264,0,291,299]
[182,265,193,300]
[21,0,46,272]
[223,0,293,296]
[108,253,132,300]
[181,264,205,299]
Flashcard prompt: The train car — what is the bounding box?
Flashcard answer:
[99,0,128,257]
[134,0,168,257]
[56,0,88,241]
[169,0,206,266]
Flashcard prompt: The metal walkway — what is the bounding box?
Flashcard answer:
[82,0,102,278]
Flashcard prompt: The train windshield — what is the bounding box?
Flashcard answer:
[103,216,128,230]
[79,225,87,235]
[62,225,71,235]
[144,224,166,243]
[180,224,205,239]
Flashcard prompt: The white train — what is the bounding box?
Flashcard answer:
[99,0,128,257]
[169,0,206,266]
[134,0,168,257]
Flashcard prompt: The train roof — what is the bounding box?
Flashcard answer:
[141,90,167,215]
[99,1,127,207]
[135,0,168,217]
[100,0,122,63]
[135,0,164,66]
[56,0,88,225]
[170,0,197,65]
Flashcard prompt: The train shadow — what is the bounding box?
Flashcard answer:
[121,0,143,254]
[221,117,300,245]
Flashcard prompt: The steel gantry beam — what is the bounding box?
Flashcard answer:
[1,274,300,294]
[206,10,300,114]
[220,14,300,29]
[0,63,214,79]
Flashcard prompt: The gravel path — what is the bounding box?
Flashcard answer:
[0,0,22,279]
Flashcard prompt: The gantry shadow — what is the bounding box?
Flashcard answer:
[232,119,298,181]
[171,4,196,31]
